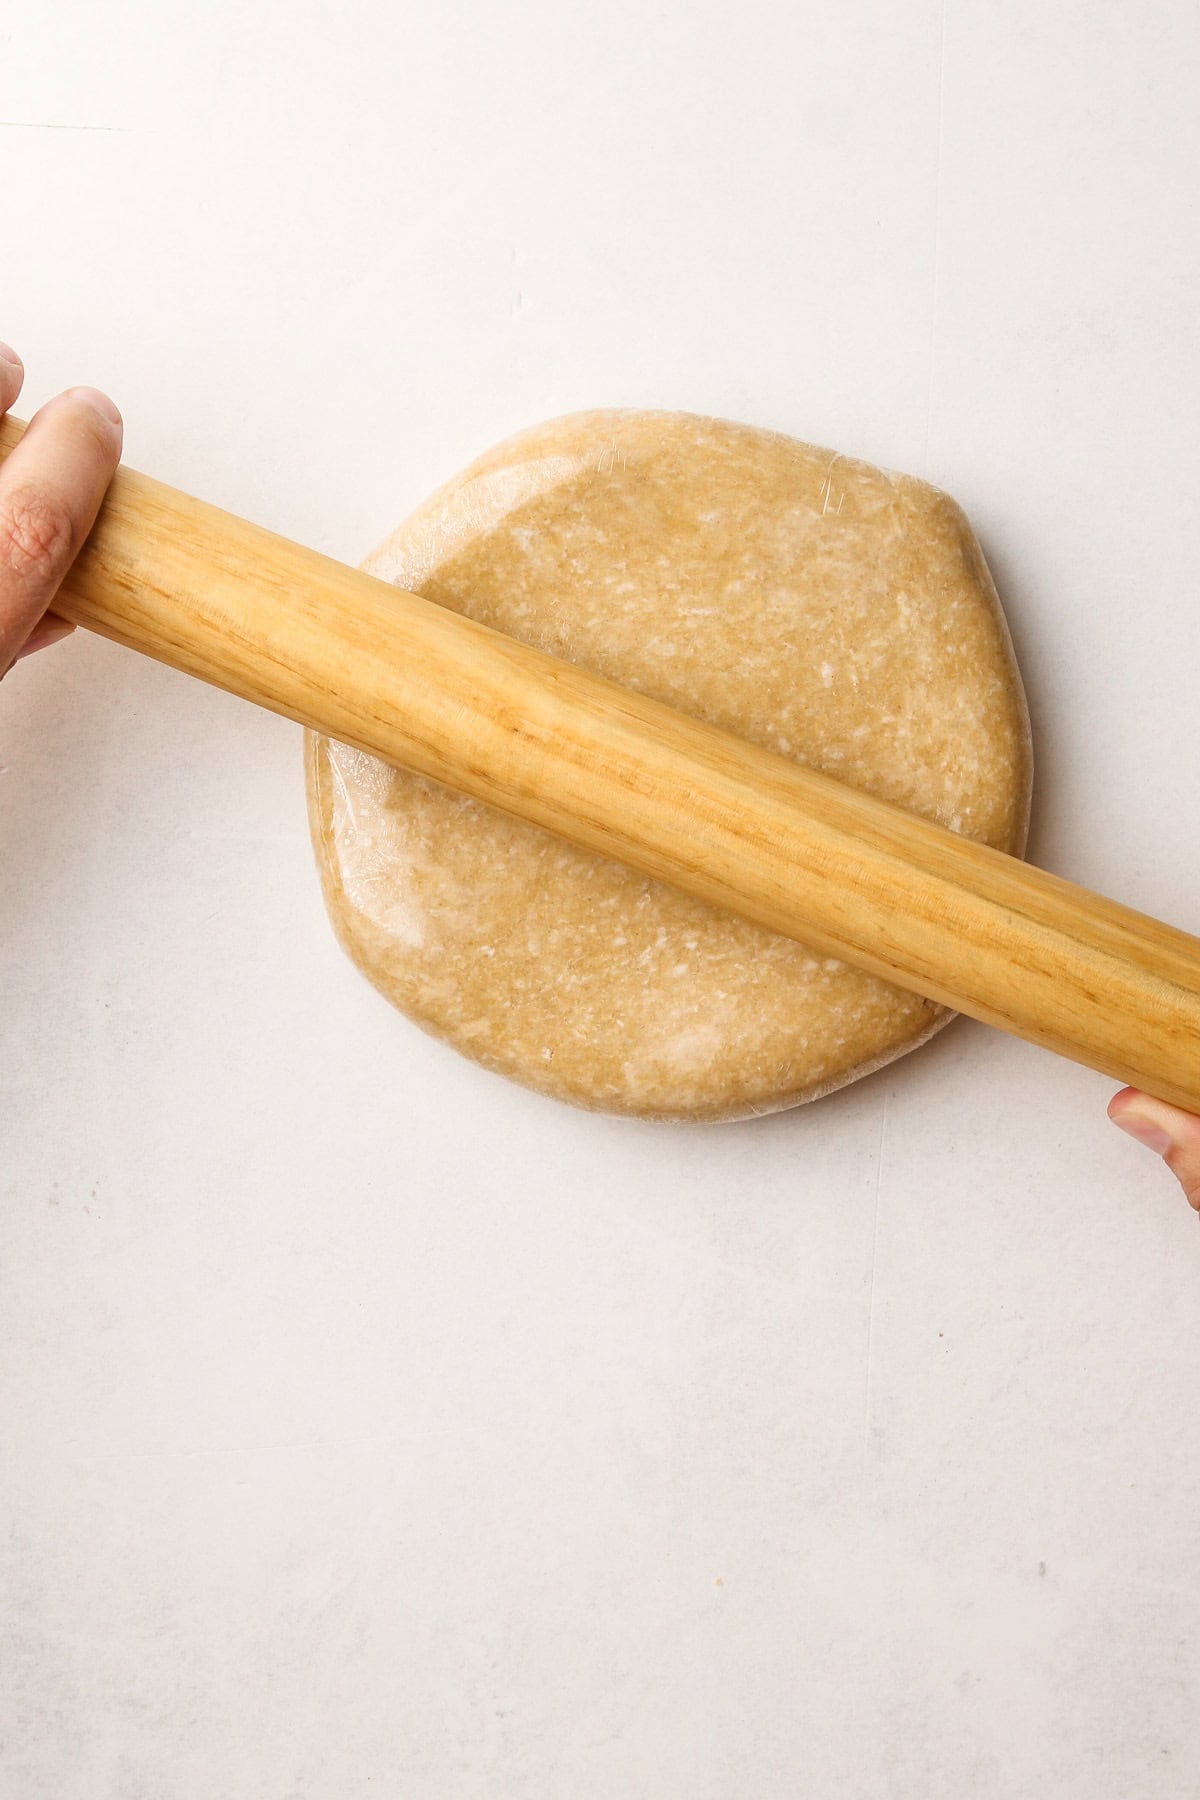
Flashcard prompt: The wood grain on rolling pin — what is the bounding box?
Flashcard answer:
[2,412,1197,1112]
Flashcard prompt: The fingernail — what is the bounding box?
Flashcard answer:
[1112,1112,1174,1157]
[0,342,22,370]
[66,385,122,427]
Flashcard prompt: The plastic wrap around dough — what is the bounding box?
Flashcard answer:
[306,410,1032,1121]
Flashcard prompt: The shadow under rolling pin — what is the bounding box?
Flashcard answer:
[2,413,1198,1114]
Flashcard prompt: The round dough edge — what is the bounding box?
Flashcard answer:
[306,409,1033,1121]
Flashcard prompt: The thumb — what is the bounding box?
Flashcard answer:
[1109,1088,1200,1211]
[0,386,122,674]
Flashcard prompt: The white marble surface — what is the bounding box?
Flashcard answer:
[2,3,1199,1794]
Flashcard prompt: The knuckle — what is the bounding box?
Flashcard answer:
[0,484,75,584]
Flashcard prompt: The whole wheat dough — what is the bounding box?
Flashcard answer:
[306,411,1032,1120]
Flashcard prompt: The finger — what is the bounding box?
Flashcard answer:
[0,347,75,666]
[1109,1088,1200,1212]
[12,613,75,662]
[0,386,122,676]
[0,341,26,417]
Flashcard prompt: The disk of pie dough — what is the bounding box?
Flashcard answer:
[306,411,1032,1121]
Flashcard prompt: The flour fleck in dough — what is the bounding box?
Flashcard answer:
[307,411,1032,1120]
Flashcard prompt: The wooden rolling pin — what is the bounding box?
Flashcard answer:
[3,412,1199,1112]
